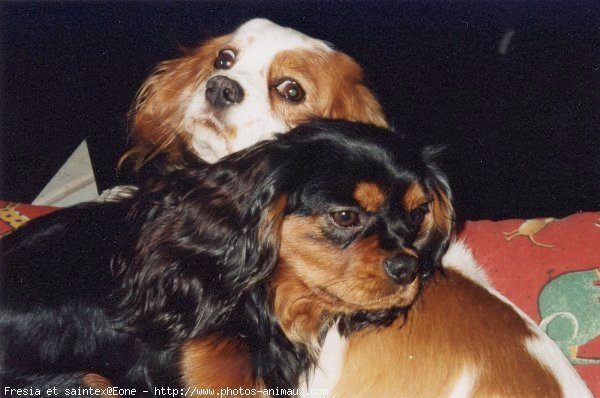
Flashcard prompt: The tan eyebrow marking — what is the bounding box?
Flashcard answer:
[353,181,386,212]
[403,182,428,211]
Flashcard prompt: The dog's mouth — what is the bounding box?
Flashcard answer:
[315,278,421,312]
[193,114,229,139]
[191,114,235,154]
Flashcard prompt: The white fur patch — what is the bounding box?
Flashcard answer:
[526,332,593,397]
[95,185,137,202]
[183,18,332,162]
[447,367,477,398]
[301,326,347,396]
[441,240,493,289]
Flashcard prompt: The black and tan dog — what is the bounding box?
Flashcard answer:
[0,120,453,397]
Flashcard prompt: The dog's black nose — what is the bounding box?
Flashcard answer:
[205,75,244,107]
[383,255,420,285]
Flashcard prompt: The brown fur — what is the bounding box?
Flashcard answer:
[258,194,288,257]
[181,336,266,397]
[333,270,563,397]
[353,181,386,212]
[81,374,119,398]
[431,187,453,235]
[403,182,427,211]
[269,50,387,129]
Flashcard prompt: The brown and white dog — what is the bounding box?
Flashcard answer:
[305,241,593,397]
[125,18,387,168]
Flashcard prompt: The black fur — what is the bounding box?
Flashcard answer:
[338,308,408,336]
[1,119,454,396]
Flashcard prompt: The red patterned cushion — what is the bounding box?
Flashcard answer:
[0,201,57,237]
[459,211,600,395]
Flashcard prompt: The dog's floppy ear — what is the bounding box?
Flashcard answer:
[420,146,455,277]
[212,152,290,288]
[112,148,289,345]
[121,35,232,172]
[327,52,389,129]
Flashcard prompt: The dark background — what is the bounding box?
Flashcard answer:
[1,1,599,221]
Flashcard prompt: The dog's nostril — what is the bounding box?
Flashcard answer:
[222,88,235,103]
[383,256,420,285]
[205,75,244,107]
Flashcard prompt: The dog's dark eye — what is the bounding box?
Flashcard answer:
[273,79,305,102]
[214,49,236,70]
[409,204,429,227]
[330,211,361,228]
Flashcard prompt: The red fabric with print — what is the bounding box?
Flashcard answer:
[0,201,57,237]
[459,211,600,396]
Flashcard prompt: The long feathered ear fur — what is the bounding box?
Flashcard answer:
[325,52,388,129]
[420,146,456,278]
[111,146,289,346]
